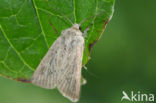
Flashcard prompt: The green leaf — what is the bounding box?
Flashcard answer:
[0,0,115,81]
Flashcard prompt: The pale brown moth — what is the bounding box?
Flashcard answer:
[32,1,94,102]
[31,23,89,102]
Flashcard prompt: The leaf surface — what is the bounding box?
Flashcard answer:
[0,0,115,81]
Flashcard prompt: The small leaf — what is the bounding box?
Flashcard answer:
[0,0,115,81]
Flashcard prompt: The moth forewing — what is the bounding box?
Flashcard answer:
[31,24,84,102]
[31,36,62,89]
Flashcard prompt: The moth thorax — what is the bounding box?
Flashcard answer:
[72,24,80,30]
[70,24,82,36]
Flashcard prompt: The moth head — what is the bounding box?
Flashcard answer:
[72,24,80,31]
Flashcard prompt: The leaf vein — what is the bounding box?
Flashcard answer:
[87,0,99,42]
[73,0,76,22]
[3,47,11,61]
[37,7,66,21]
[0,62,17,73]
[32,0,49,48]
[21,32,42,53]
[0,25,34,71]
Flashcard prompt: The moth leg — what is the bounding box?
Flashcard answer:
[83,65,87,70]
[49,20,58,35]
[84,47,91,60]
[82,22,94,37]
[82,26,90,38]
[81,76,87,85]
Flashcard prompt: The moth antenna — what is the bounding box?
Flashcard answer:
[85,68,98,79]
[79,13,102,26]
[43,0,73,25]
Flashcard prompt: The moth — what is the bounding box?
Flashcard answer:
[31,0,96,102]
[31,23,89,102]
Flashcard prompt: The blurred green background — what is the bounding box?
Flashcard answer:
[0,0,156,103]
